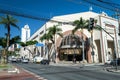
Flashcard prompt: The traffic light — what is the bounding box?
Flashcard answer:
[89,18,94,31]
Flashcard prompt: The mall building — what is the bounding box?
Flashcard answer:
[27,11,120,63]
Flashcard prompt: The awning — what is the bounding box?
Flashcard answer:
[59,48,82,54]
[35,43,44,47]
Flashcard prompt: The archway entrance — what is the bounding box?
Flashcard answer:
[58,34,89,62]
[59,48,82,61]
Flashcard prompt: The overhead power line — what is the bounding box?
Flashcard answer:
[97,0,120,11]
[0,8,71,25]
[82,0,120,12]
[67,0,120,13]
[0,8,49,21]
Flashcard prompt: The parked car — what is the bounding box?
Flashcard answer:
[105,58,120,66]
[41,59,50,65]
[17,58,22,62]
[11,58,17,63]
[110,58,120,66]
[33,56,43,63]
[22,58,29,63]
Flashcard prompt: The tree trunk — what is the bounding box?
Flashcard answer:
[6,25,10,63]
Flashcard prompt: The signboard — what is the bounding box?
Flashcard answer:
[35,43,44,47]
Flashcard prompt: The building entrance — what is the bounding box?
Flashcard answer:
[67,54,82,61]
[59,52,82,61]
[58,34,89,62]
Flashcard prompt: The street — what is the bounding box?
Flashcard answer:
[15,63,120,80]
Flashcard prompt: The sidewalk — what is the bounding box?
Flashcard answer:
[50,61,120,73]
[0,64,44,80]
[50,61,104,67]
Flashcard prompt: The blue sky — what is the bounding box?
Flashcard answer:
[0,0,119,39]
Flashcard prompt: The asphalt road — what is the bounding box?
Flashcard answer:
[15,63,120,80]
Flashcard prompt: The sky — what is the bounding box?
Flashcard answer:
[0,0,119,39]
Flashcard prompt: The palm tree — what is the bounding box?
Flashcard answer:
[0,14,20,50]
[0,35,20,63]
[47,25,63,43]
[40,32,53,60]
[40,32,53,43]
[72,17,89,62]
[42,25,63,62]
[72,17,89,34]
[0,14,19,63]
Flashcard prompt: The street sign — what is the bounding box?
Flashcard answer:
[35,43,44,47]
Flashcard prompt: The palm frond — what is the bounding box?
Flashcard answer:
[10,22,20,30]
[72,17,89,34]
[94,25,102,30]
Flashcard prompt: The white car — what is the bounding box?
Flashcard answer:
[22,58,29,63]
[33,56,43,63]
[11,58,17,62]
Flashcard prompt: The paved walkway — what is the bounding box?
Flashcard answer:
[50,61,104,67]
[0,64,45,80]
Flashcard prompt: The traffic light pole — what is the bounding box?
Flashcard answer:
[91,30,95,63]
[89,18,95,63]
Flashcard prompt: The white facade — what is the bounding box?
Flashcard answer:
[21,24,30,42]
[28,11,120,63]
